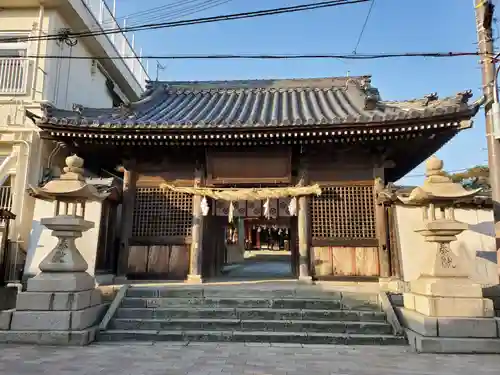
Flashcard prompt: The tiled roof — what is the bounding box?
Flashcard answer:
[39,76,483,131]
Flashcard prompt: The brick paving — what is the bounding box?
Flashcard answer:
[1,342,500,374]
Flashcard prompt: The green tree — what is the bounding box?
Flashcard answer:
[448,165,490,190]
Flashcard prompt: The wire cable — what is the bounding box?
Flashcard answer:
[352,0,376,53]
[5,51,489,60]
[6,0,369,43]
[125,0,235,28]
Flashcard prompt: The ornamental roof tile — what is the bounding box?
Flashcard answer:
[38,76,482,131]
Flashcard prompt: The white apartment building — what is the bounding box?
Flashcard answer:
[0,0,149,281]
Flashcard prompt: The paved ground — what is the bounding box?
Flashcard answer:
[1,342,500,375]
[222,250,293,280]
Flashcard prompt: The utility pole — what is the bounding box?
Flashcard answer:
[474,0,500,253]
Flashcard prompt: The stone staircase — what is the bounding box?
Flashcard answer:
[98,285,407,345]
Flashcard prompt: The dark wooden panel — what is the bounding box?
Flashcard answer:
[126,244,190,280]
[307,151,374,184]
[147,245,171,274]
[130,236,191,245]
[206,149,291,184]
[127,245,148,274]
[312,238,378,247]
[309,168,373,184]
[168,245,190,279]
[137,172,194,187]
[136,157,196,187]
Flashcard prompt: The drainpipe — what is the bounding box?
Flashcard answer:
[0,139,31,280]
[31,3,45,101]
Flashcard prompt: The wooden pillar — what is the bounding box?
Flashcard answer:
[374,168,391,278]
[187,168,203,283]
[297,158,313,283]
[116,166,137,277]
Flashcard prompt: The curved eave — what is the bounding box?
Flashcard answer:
[36,105,481,136]
[27,185,111,202]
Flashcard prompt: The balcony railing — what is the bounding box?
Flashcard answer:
[0,186,12,211]
[83,0,149,89]
[0,58,29,95]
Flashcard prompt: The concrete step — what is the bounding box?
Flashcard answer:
[121,297,380,311]
[98,329,406,345]
[109,318,393,334]
[115,307,387,321]
[125,287,374,299]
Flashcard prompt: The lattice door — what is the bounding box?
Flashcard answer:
[310,185,376,240]
[132,187,193,237]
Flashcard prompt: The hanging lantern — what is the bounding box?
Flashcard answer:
[228,201,235,223]
[288,197,297,216]
[200,196,210,216]
[263,198,271,219]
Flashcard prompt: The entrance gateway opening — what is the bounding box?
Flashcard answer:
[196,186,308,282]
[220,213,297,281]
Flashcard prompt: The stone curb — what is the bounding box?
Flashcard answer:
[99,285,129,331]
[378,292,405,336]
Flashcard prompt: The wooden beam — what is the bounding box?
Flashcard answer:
[373,167,391,278]
[297,156,313,283]
[116,164,138,277]
[187,167,204,283]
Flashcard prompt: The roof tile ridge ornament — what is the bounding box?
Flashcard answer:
[423,92,439,106]
[351,75,381,110]
[119,102,135,117]
[133,83,168,107]
[455,90,473,106]
[40,102,54,120]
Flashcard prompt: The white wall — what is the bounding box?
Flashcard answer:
[395,205,499,286]
[24,199,103,278]
[44,11,114,110]
[0,7,115,257]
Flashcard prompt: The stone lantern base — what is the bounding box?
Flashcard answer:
[399,244,500,354]
[0,270,107,345]
[403,276,494,318]
[0,217,108,345]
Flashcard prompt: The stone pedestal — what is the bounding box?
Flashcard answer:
[403,220,494,318]
[0,216,107,345]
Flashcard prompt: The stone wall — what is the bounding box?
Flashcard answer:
[395,205,498,286]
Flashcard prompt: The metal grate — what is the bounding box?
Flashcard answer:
[132,187,192,237]
[310,185,376,240]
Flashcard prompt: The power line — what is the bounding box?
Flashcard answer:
[111,0,208,25]
[124,0,235,28]
[7,0,369,44]
[5,51,489,60]
[353,0,376,53]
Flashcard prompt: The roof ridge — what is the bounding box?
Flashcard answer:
[144,75,373,92]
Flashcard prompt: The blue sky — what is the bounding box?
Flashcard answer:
[109,0,489,184]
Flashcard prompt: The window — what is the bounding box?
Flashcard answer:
[310,185,376,241]
[0,33,29,94]
[0,176,13,211]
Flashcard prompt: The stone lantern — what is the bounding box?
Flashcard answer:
[398,155,494,318]
[7,154,110,345]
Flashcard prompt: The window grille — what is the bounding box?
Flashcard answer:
[132,187,192,237]
[0,34,29,94]
[310,185,376,240]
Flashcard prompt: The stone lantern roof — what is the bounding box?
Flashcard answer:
[29,154,110,202]
[398,155,481,205]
